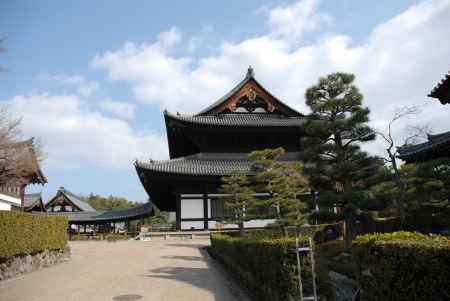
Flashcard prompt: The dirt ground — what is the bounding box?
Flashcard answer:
[0,239,244,301]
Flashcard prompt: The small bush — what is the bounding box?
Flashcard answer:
[0,211,68,258]
[210,233,313,301]
[352,231,450,301]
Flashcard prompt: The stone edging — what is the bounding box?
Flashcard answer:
[0,247,70,281]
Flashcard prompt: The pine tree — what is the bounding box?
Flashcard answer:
[219,171,256,236]
[249,147,309,231]
[303,72,381,245]
[372,159,450,227]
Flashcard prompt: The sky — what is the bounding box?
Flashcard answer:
[1,0,449,203]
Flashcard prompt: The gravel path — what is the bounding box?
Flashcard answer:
[0,239,242,301]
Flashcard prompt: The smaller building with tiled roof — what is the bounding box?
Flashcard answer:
[24,193,45,212]
[45,187,96,213]
[398,69,450,163]
[398,131,450,163]
[38,202,152,225]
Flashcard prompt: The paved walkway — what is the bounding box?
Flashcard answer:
[0,239,242,301]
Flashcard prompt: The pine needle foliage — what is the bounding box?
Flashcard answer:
[249,147,309,229]
[302,73,381,243]
[219,171,256,236]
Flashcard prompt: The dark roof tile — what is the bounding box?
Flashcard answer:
[35,202,152,223]
[165,111,304,128]
[24,193,42,209]
[135,152,302,176]
[397,130,450,161]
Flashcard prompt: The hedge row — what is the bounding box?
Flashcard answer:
[0,211,68,258]
[210,233,312,301]
[352,231,450,301]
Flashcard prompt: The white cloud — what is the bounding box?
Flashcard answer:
[36,73,99,97]
[100,98,136,119]
[91,0,450,158]
[6,93,167,169]
[267,0,334,42]
[157,27,182,48]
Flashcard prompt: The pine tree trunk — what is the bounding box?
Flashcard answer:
[238,222,244,237]
[388,148,406,229]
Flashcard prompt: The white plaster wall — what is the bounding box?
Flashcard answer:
[208,219,276,230]
[181,199,203,219]
[0,193,21,206]
[180,196,275,230]
[0,201,11,211]
[181,221,204,230]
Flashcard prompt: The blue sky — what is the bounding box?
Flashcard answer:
[1,0,449,203]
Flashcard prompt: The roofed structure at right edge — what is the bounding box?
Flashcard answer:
[135,67,307,231]
[398,69,450,163]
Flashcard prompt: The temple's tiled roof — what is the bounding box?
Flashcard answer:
[397,131,450,161]
[428,70,450,104]
[36,202,152,223]
[63,189,96,212]
[196,67,302,117]
[135,152,302,176]
[165,111,304,128]
[24,193,42,209]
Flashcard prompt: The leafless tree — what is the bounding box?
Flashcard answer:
[0,106,43,188]
[375,106,429,227]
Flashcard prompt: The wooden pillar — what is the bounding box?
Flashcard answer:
[83,225,86,233]
[77,224,80,240]
[176,194,181,231]
[113,223,116,233]
[203,193,209,230]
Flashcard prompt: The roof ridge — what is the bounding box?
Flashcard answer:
[60,187,83,201]
[195,67,303,117]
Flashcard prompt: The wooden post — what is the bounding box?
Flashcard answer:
[77,224,80,240]
[176,194,181,231]
[203,193,209,230]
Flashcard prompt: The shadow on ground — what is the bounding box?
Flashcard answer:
[140,251,241,301]
[161,255,204,261]
[164,243,208,249]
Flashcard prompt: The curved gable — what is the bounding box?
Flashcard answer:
[197,67,302,117]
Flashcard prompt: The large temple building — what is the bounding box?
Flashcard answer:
[398,69,450,163]
[135,67,307,231]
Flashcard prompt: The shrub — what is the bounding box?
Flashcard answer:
[210,233,313,301]
[0,211,68,258]
[352,231,450,301]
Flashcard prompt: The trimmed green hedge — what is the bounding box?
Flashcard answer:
[0,211,68,258]
[352,231,450,301]
[210,233,312,301]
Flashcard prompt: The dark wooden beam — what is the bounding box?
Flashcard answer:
[203,193,209,230]
[176,193,181,231]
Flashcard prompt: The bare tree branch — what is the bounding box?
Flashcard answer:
[0,106,44,186]
[374,105,428,228]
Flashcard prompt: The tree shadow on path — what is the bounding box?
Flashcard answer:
[139,248,243,301]
[160,255,204,261]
